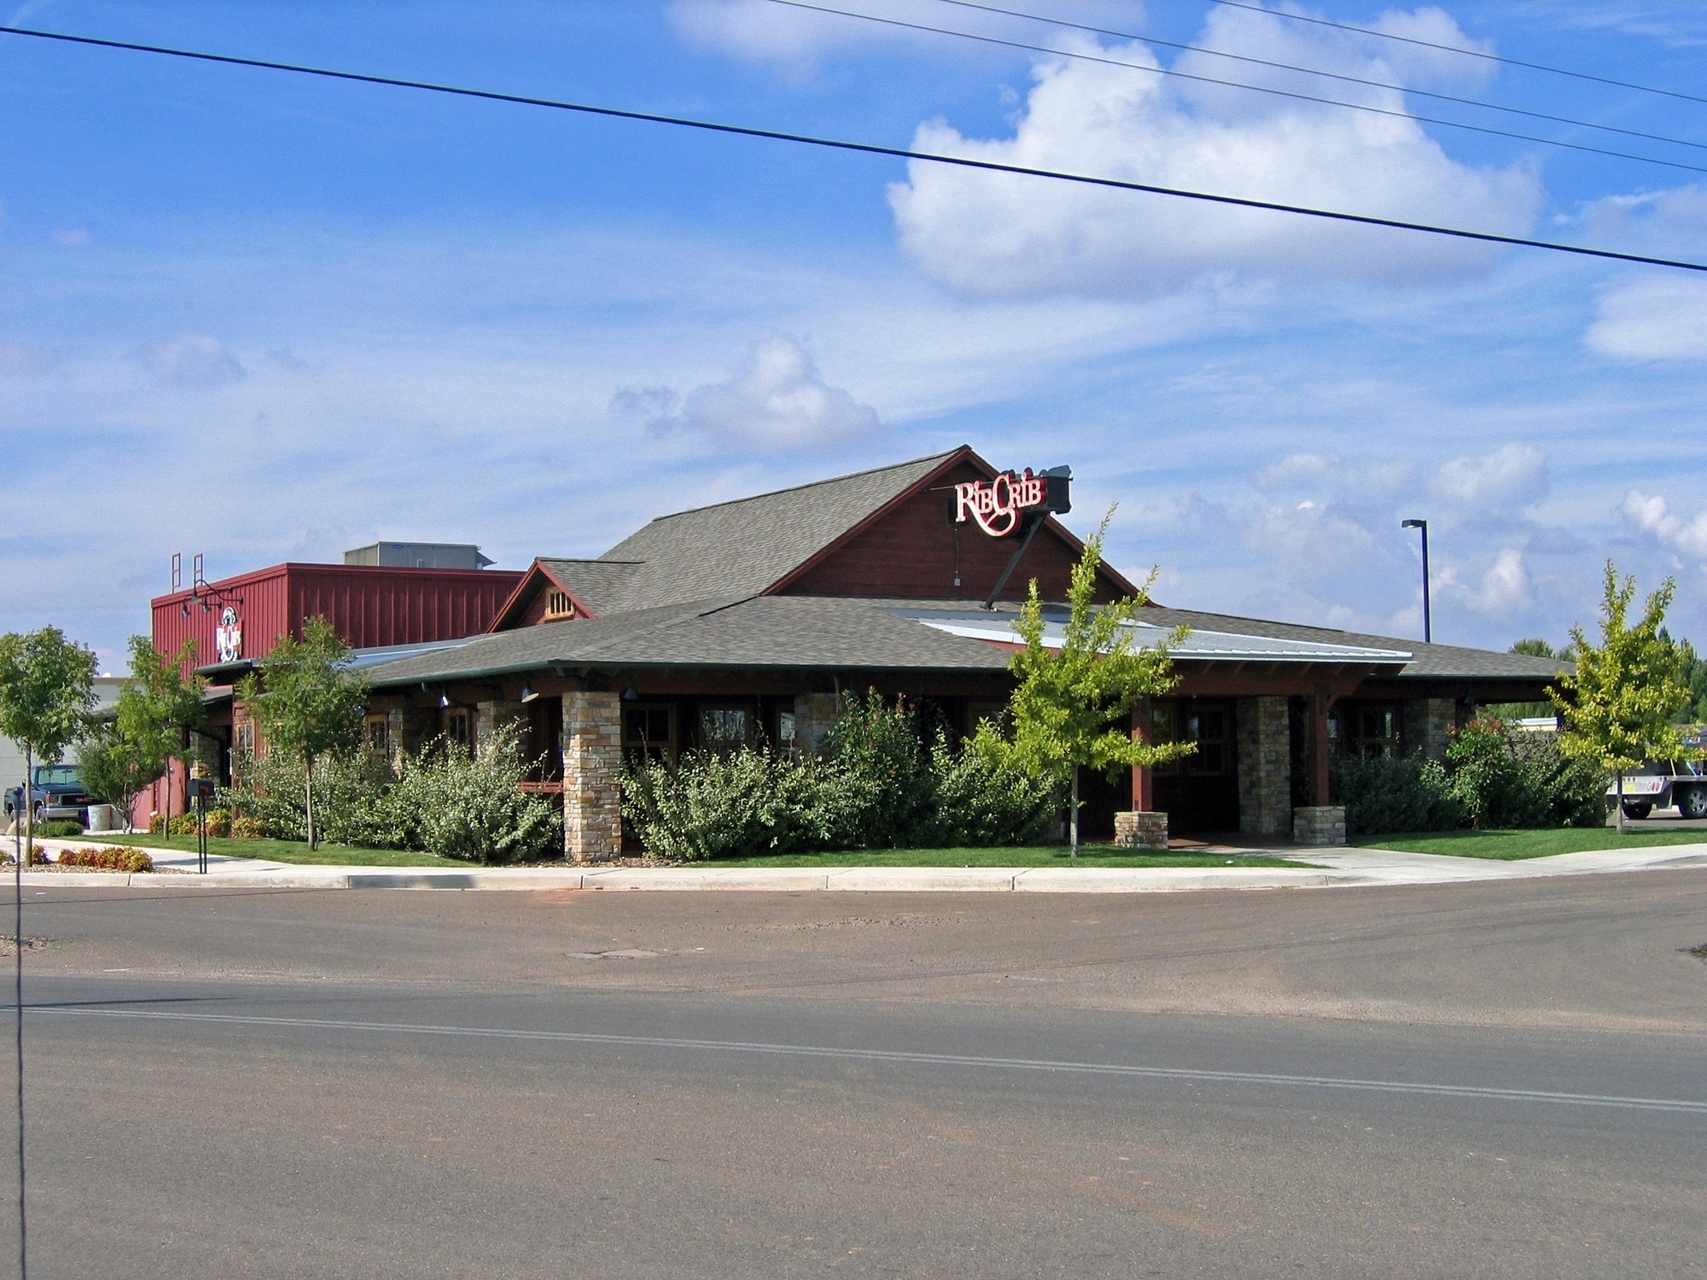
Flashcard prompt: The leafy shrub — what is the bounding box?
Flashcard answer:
[823,691,936,849]
[162,808,230,837]
[1335,718,1609,837]
[58,846,153,872]
[1509,731,1605,828]
[1332,753,1462,837]
[230,815,268,839]
[624,747,830,861]
[914,726,1062,847]
[32,819,84,838]
[1445,717,1541,828]
[314,750,412,849]
[623,695,1063,860]
[2,848,51,866]
[393,728,561,865]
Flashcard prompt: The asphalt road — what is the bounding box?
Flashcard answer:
[0,873,1703,1278]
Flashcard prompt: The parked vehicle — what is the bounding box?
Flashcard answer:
[1605,759,1707,820]
[3,764,92,826]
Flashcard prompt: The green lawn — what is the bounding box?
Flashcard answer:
[1356,827,1707,860]
[714,845,1308,869]
[77,833,463,868]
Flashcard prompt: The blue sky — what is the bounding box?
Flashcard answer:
[4,0,1707,669]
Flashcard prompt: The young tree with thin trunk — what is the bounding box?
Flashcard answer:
[1552,562,1699,834]
[235,617,368,851]
[77,637,205,832]
[1002,510,1194,857]
[0,628,98,861]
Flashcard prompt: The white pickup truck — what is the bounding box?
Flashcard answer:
[1607,760,1707,819]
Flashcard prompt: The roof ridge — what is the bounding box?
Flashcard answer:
[628,448,964,526]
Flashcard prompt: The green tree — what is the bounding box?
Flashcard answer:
[76,637,205,831]
[1000,511,1194,856]
[0,627,98,860]
[1509,638,1557,659]
[236,617,368,850]
[1552,562,1699,834]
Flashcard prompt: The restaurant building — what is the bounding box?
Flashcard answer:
[257,445,1562,858]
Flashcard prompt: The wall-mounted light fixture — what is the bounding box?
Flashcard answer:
[622,679,640,702]
[520,682,539,703]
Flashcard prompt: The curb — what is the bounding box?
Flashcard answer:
[7,842,1704,893]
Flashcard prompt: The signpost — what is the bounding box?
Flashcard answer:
[187,766,215,875]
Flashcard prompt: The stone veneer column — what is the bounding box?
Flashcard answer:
[1292,805,1347,846]
[1235,696,1291,837]
[792,693,840,756]
[477,699,525,757]
[563,691,623,862]
[1402,697,1455,760]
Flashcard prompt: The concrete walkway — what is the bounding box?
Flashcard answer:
[4,835,1706,892]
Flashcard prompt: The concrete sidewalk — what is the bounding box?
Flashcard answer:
[4,835,1705,892]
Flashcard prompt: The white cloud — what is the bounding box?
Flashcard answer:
[1432,443,1548,511]
[611,335,879,450]
[1586,274,1707,361]
[1623,489,1707,560]
[887,8,1542,299]
[137,333,246,388]
[1467,548,1535,616]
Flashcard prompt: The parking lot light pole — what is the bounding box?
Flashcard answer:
[1401,518,1431,643]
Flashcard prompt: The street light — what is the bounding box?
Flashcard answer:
[1401,518,1431,643]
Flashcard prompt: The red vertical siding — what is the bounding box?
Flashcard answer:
[150,564,523,664]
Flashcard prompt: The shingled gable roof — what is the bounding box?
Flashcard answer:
[586,448,970,613]
[487,558,643,630]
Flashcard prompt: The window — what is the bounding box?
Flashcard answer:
[1150,701,1229,775]
[700,706,751,753]
[365,715,392,760]
[1151,703,1181,775]
[444,707,473,750]
[544,589,575,620]
[777,709,796,749]
[1186,707,1228,775]
[624,705,676,766]
[1334,704,1402,759]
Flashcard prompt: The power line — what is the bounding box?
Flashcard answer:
[768,0,1707,176]
[924,0,1707,154]
[1183,0,1707,107]
[1,23,1702,274]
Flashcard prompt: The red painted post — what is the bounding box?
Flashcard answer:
[1312,684,1332,806]
[1131,700,1153,811]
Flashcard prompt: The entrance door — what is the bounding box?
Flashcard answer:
[1150,700,1239,834]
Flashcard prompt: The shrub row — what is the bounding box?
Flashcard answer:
[1333,717,1604,837]
[219,724,561,865]
[622,692,1063,861]
[59,846,154,872]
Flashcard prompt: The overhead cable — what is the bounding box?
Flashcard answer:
[921,0,1707,153]
[767,0,1707,176]
[1185,0,1707,107]
[1,24,1702,274]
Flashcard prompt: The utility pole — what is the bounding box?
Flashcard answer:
[1401,518,1431,643]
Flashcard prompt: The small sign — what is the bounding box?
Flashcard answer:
[953,468,1071,537]
[215,605,243,663]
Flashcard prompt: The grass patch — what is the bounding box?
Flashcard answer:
[77,833,462,868]
[713,845,1307,869]
[1356,827,1707,860]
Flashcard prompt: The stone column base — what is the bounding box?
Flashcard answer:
[1292,805,1347,846]
[1114,811,1168,849]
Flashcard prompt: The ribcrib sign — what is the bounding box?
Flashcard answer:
[953,467,1071,537]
